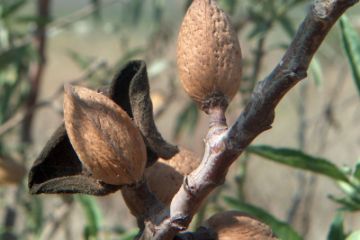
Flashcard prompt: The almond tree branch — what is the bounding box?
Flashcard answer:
[140,0,359,239]
[22,0,51,142]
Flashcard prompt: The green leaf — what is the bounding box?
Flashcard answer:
[76,195,103,240]
[277,15,295,38]
[26,196,43,237]
[309,57,323,86]
[346,231,360,240]
[0,45,31,70]
[173,102,199,140]
[1,0,27,19]
[219,0,237,15]
[224,197,302,240]
[67,50,93,70]
[247,145,350,183]
[328,195,360,212]
[339,16,360,96]
[120,229,139,240]
[327,213,346,240]
[353,162,360,181]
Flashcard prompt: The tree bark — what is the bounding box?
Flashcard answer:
[134,0,359,239]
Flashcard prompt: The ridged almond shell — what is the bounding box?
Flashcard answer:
[63,85,146,185]
[122,147,200,216]
[203,211,278,240]
[177,0,242,111]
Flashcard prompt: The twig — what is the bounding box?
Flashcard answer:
[139,1,359,239]
[0,60,107,137]
[48,0,122,33]
[22,0,51,142]
[39,199,74,240]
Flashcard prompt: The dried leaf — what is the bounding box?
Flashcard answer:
[110,60,178,163]
[64,85,146,185]
[28,124,120,195]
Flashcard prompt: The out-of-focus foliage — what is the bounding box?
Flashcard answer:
[340,15,360,96]
[0,0,33,155]
[247,145,360,213]
[0,0,359,239]
[247,145,360,237]
[76,195,103,240]
[327,213,347,240]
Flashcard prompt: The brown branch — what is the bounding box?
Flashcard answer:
[140,0,359,239]
[22,0,51,142]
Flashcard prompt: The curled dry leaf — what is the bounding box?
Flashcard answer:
[0,157,26,185]
[202,211,277,240]
[64,84,147,185]
[121,147,200,216]
[177,0,242,113]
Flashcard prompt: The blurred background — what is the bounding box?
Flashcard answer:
[0,0,359,239]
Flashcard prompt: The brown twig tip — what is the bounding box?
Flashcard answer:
[63,83,75,97]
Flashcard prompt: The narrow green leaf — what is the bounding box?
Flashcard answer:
[327,213,346,240]
[346,231,360,240]
[353,162,360,181]
[219,0,237,15]
[339,16,360,96]
[0,45,31,70]
[309,57,323,86]
[328,195,360,212]
[277,15,295,38]
[173,102,199,139]
[1,0,27,19]
[224,197,302,240]
[67,50,93,70]
[120,229,139,240]
[76,195,103,240]
[247,145,350,183]
[27,196,43,237]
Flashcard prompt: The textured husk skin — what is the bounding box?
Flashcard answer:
[203,211,278,240]
[177,0,242,111]
[64,85,147,185]
[121,148,200,216]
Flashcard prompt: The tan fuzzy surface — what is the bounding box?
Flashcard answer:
[63,85,146,185]
[145,147,201,205]
[121,148,201,217]
[203,211,278,240]
[177,0,242,106]
[0,157,26,185]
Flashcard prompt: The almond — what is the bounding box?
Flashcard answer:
[203,211,278,240]
[121,148,200,216]
[63,85,147,185]
[177,0,242,113]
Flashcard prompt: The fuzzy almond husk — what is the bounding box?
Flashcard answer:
[63,85,146,186]
[121,147,200,216]
[177,0,242,112]
[203,211,278,240]
[0,157,26,185]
